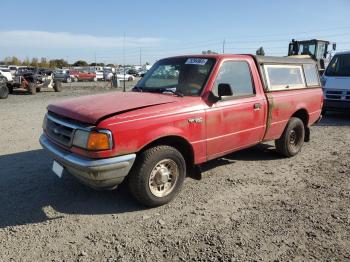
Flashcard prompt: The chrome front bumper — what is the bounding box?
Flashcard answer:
[39,134,136,189]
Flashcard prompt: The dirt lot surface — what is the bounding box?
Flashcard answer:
[0,85,349,261]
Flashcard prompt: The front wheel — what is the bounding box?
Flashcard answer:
[128,145,186,207]
[275,117,305,157]
[53,81,62,92]
[28,82,36,95]
[0,85,9,99]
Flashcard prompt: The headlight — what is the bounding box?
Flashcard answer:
[72,129,113,151]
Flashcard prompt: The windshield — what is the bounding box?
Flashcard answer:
[135,57,216,96]
[325,54,350,77]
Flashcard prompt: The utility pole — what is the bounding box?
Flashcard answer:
[139,47,142,67]
[222,38,226,54]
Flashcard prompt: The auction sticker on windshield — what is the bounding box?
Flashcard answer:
[185,58,208,65]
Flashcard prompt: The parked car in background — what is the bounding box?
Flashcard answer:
[103,69,114,81]
[40,54,322,207]
[76,71,97,82]
[53,69,71,83]
[138,70,148,78]
[13,67,59,95]
[95,70,104,81]
[127,68,139,77]
[8,65,25,76]
[0,67,13,83]
[322,51,350,113]
[116,73,135,81]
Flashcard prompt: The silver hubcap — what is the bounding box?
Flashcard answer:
[149,159,179,197]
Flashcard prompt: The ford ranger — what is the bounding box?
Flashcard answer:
[40,54,323,207]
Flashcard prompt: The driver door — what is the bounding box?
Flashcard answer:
[205,60,266,160]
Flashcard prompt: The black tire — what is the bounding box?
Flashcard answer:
[128,145,186,207]
[36,87,41,92]
[0,85,9,99]
[7,84,13,94]
[128,76,133,81]
[66,77,72,83]
[275,117,305,157]
[28,82,36,95]
[53,81,62,92]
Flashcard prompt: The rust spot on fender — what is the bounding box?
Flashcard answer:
[265,93,275,137]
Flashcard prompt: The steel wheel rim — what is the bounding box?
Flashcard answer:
[149,159,179,197]
[289,127,301,150]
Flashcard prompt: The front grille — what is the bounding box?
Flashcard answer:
[325,90,350,101]
[46,115,75,146]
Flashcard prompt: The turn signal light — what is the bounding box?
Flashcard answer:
[87,132,110,151]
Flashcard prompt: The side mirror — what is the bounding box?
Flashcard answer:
[332,43,336,51]
[218,83,233,97]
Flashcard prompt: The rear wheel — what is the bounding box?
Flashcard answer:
[0,85,9,99]
[28,82,37,95]
[128,145,186,207]
[128,76,133,81]
[53,81,62,92]
[275,117,305,157]
[36,87,41,92]
[66,77,72,83]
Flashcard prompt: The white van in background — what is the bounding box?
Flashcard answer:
[322,51,350,113]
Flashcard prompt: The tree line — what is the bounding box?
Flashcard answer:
[0,56,115,68]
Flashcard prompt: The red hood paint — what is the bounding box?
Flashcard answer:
[48,92,180,124]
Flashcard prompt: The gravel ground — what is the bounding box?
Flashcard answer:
[0,85,349,261]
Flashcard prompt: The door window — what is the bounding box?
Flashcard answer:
[213,61,254,97]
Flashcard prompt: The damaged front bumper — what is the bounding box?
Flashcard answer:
[39,134,136,190]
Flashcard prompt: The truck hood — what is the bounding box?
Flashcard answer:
[324,76,350,90]
[48,92,180,124]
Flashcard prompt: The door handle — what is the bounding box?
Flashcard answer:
[253,103,262,110]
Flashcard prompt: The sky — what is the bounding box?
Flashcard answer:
[1,0,350,65]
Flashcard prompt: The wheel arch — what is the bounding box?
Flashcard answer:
[291,108,310,142]
[140,135,195,173]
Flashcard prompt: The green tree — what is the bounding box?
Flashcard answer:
[30,58,39,67]
[3,56,21,65]
[73,60,88,67]
[23,57,30,66]
[39,57,49,68]
[90,62,105,67]
[49,59,68,68]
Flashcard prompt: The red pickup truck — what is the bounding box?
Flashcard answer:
[40,54,322,207]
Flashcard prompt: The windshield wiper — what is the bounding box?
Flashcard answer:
[161,88,184,97]
[133,86,143,92]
